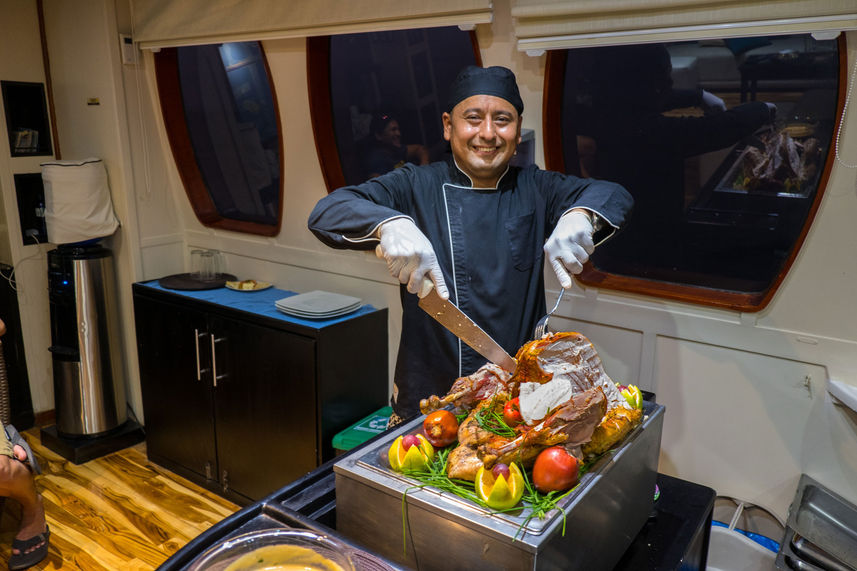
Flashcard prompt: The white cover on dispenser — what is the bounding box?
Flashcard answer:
[41,158,119,245]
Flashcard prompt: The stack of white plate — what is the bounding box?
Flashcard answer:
[275,290,362,319]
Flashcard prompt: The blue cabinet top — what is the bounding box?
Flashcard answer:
[136,280,379,329]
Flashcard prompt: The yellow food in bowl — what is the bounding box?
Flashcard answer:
[224,544,347,571]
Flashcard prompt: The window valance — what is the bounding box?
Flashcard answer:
[511,0,857,53]
[132,0,493,49]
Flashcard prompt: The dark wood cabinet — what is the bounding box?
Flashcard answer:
[132,282,388,504]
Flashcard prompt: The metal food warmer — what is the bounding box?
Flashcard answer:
[335,401,665,571]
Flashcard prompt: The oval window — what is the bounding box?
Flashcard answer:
[544,34,844,311]
[308,27,481,190]
[155,42,283,236]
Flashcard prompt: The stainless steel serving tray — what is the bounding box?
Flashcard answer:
[776,474,857,571]
[335,402,665,570]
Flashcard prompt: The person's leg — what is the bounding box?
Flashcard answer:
[0,424,47,561]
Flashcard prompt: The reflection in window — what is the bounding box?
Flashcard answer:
[547,34,840,306]
[156,42,282,234]
[325,28,479,186]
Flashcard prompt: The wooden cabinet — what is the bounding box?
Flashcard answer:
[132,282,388,504]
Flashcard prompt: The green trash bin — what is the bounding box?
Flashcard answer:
[332,406,392,454]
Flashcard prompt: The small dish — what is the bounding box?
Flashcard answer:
[187,528,355,571]
[225,280,272,292]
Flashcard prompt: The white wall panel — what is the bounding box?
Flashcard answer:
[5,0,852,519]
[0,0,53,413]
[654,336,826,519]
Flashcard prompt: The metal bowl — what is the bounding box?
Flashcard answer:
[187,528,356,571]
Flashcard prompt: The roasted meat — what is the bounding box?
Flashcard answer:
[582,405,644,457]
[512,332,625,411]
[739,130,821,192]
[423,331,643,482]
[446,397,514,480]
[420,363,513,415]
[479,386,607,469]
[457,397,512,448]
[446,444,484,481]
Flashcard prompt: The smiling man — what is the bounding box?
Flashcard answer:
[308,65,633,423]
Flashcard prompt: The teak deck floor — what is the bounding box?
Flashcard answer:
[0,428,239,570]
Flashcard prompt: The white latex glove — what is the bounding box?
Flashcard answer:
[375,218,448,299]
[544,210,595,289]
[701,90,726,114]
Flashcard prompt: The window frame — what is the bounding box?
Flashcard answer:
[542,35,847,312]
[154,44,284,236]
[306,31,482,193]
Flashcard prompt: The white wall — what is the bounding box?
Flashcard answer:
[134,6,857,517]
[0,0,55,413]
[9,0,857,521]
[40,0,148,416]
[549,39,857,515]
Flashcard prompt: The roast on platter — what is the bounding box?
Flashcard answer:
[334,330,664,570]
[388,331,645,510]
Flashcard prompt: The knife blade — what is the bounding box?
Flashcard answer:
[418,281,517,373]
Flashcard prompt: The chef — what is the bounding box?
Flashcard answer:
[308,65,633,424]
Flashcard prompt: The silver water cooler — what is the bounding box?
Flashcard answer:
[48,244,126,436]
[42,244,143,463]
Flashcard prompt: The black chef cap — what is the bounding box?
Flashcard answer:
[446,65,524,115]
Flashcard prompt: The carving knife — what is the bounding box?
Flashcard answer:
[418,281,517,373]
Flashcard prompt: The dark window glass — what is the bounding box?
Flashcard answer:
[176,42,280,225]
[545,34,841,309]
[155,41,282,235]
[325,28,479,186]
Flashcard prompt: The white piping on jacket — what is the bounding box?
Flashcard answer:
[439,183,462,378]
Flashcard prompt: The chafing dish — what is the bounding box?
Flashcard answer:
[335,402,664,570]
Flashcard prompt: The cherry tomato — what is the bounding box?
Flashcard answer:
[503,397,523,426]
[422,410,459,448]
[532,446,579,493]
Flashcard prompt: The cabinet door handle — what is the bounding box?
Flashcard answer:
[210,335,227,387]
[194,329,207,381]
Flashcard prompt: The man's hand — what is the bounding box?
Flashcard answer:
[376,218,448,299]
[543,209,595,289]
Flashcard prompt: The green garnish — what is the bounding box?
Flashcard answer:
[474,406,517,438]
[402,448,482,504]
[514,466,572,540]
[398,446,597,543]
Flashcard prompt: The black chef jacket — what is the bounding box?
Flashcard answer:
[308,159,633,419]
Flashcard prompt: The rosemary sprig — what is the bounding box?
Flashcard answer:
[474,406,517,438]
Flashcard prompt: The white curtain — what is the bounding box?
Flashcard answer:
[131,0,493,49]
[511,0,857,52]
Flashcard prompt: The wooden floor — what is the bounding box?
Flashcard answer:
[0,428,239,570]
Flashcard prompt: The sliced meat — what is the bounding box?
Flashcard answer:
[420,363,512,414]
[513,332,624,411]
